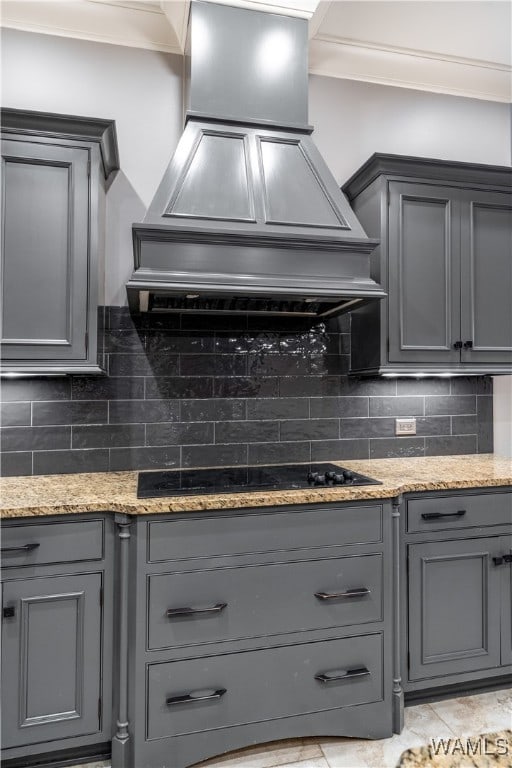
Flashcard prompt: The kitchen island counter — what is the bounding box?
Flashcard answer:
[1,454,511,519]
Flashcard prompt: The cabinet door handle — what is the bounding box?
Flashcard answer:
[167,602,227,618]
[2,605,16,620]
[315,667,370,683]
[315,588,371,600]
[463,340,473,349]
[453,340,463,349]
[493,555,512,566]
[421,510,466,520]
[166,688,226,706]
[1,543,40,554]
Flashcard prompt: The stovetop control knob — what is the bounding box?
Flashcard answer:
[325,471,336,482]
[307,471,319,485]
[333,473,345,484]
[314,475,327,486]
[343,470,354,483]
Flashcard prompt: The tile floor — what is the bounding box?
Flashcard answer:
[74,688,512,768]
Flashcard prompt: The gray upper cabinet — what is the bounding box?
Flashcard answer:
[1,109,119,374]
[343,155,512,375]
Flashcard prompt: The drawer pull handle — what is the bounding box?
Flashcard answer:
[166,688,226,706]
[421,510,466,521]
[167,603,227,618]
[493,555,512,566]
[315,588,371,601]
[1,543,40,554]
[315,667,370,684]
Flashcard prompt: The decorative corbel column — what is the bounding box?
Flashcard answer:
[392,495,404,734]
[111,517,132,767]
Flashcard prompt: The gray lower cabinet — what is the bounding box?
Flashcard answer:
[342,155,512,374]
[0,109,119,374]
[402,489,512,693]
[0,514,114,764]
[1,572,102,748]
[119,501,395,768]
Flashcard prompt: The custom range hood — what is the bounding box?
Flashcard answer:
[128,0,385,318]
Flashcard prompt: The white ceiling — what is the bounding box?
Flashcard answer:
[1,0,511,101]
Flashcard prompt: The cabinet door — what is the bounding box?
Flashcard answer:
[1,572,102,749]
[388,182,461,365]
[499,535,512,667]
[1,137,89,365]
[460,190,512,365]
[408,537,502,682]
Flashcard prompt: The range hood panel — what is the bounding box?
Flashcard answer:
[128,1,385,318]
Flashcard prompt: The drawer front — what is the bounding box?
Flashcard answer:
[148,505,383,563]
[148,554,383,649]
[407,492,511,534]
[1,519,104,568]
[146,632,383,740]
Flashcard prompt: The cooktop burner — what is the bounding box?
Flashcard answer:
[137,463,381,498]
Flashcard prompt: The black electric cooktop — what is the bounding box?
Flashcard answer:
[137,463,382,499]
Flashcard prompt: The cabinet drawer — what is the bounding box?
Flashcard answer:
[147,505,383,563]
[146,632,383,740]
[1,519,104,568]
[407,492,511,533]
[148,554,383,649]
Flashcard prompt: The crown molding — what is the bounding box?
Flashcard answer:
[309,36,512,103]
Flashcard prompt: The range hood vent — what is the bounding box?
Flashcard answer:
[127,1,385,317]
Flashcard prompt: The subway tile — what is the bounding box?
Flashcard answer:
[32,401,108,426]
[1,378,71,402]
[451,415,478,435]
[340,334,351,355]
[370,437,425,459]
[369,397,424,417]
[1,426,70,452]
[182,314,247,331]
[147,422,214,446]
[145,377,213,400]
[109,446,180,471]
[147,314,182,330]
[246,398,309,421]
[33,449,109,475]
[182,443,248,468]
[425,435,477,456]
[213,377,278,398]
[310,355,350,376]
[1,402,31,427]
[108,306,149,331]
[248,354,310,376]
[311,438,369,462]
[477,376,493,395]
[180,354,247,377]
[72,376,144,400]
[415,416,451,436]
[146,331,213,354]
[181,399,246,422]
[450,377,478,395]
[1,452,32,476]
[342,378,397,396]
[340,417,395,439]
[279,376,344,397]
[215,421,278,444]
[108,353,179,377]
[477,395,494,454]
[280,419,339,441]
[104,329,145,353]
[310,396,368,419]
[72,424,145,449]
[425,395,476,416]
[397,378,450,396]
[248,441,310,465]
[214,332,254,354]
[109,400,179,424]
[247,315,314,333]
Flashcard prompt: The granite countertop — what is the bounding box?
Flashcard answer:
[0,454,511,519]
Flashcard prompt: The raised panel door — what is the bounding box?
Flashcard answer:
[387,182,461,366]
[408,537,502,682]
[1,138,89,364]
[460,189,512,366]
[1,572,102,748]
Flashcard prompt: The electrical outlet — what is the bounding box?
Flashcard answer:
[395,418,417,436]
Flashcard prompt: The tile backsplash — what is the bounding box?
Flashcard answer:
[0,307,493,476]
